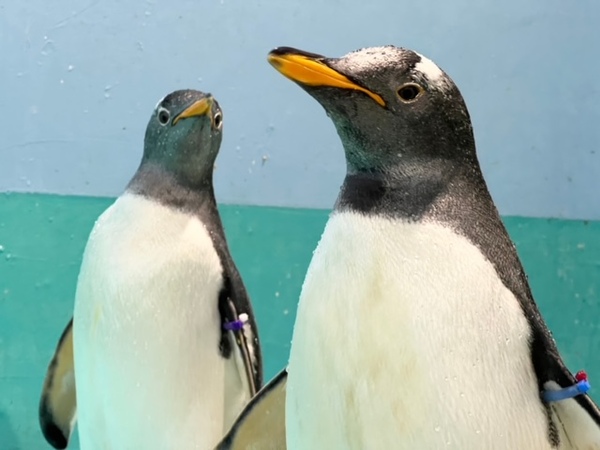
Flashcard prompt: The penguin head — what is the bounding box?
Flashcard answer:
[142,89,223,187]
[267,46,477,174]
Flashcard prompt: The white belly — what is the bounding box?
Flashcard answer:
[286,211,553,450]
[73,193,249,450]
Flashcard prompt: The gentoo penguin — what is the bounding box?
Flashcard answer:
[38,89,263,449]
[215,46,600,450]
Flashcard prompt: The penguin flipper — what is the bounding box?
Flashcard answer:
[545,379,600,449]
[38,318,77,449]
[216,368,288,450]
[218,260,264,399]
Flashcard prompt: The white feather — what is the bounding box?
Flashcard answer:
[286,211,557,449]
[73,192,250,449]
[154,95,167,110]
[414,53,445,83]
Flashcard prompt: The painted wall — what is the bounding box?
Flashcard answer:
[1,1,600,449]
[1,0,599,220]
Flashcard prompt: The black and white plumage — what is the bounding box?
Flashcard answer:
[39,89,262,449]
[216,46,600,450]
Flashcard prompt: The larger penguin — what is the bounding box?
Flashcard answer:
[215,46,600,450]
[38,89,263,449]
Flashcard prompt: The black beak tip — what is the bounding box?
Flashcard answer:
[268,46,327,61]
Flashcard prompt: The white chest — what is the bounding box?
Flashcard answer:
[286,212,554,450]
[72,193,236,449]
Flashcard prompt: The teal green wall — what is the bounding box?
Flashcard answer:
[1,192,600,449]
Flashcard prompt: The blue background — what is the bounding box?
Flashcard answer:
[1,0,599,219]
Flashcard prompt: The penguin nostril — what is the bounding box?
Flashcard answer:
[397,84,422,102]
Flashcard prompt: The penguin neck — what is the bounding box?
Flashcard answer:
[336,157,471,220]
[127,162,219,218]
[127,161,240,292]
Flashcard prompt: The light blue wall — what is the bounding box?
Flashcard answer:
[1,0,599,220]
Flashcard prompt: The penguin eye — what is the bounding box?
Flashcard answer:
[157,108,170,125]
[213,112,223,129]
[397,84,423,103]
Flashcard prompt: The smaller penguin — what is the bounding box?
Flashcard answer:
[39,89,263,450]
[215,46,600,450]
